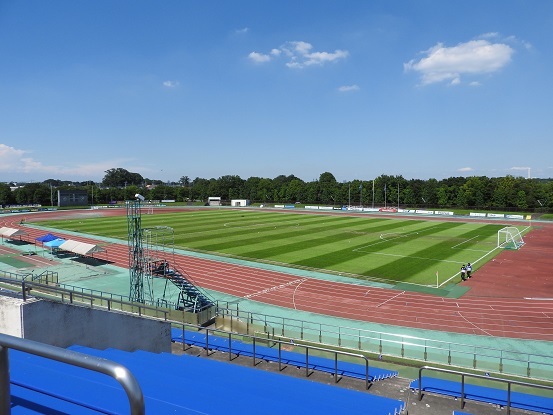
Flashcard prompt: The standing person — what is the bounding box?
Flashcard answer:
[466,263,472,278]
[460,265,467,281]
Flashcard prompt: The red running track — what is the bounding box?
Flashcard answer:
[2,209,553,341]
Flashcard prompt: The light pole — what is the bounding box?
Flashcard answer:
[372,180,374,209]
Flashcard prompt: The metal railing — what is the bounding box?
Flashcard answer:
[0,333,144,415]
[216,303,553,381]
[173,322,372,389]
[416,366,553,415]
[0,276,170,320]
[2,271,550,382]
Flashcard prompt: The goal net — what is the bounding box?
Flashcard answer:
[497,227,525,250]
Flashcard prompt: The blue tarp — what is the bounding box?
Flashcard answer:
[36,233,60,243]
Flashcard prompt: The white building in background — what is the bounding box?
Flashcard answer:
[207,197,221,206]
[231,199,250,207]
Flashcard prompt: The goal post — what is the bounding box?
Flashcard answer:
[497,226,525,250]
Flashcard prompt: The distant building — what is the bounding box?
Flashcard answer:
[231,199,250,207]
[207,197,221,206]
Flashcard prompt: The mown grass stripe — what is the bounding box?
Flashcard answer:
[37,209,522,286]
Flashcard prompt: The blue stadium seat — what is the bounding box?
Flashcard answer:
[171,328,398,382]
[410,377,553,415]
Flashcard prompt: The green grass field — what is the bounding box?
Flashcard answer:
[38,209,529,286]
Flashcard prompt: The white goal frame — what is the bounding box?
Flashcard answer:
[497,226,525,250]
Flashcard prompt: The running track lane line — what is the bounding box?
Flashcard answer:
[3,210,553,341]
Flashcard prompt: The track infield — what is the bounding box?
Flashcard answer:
[32,208,529,287]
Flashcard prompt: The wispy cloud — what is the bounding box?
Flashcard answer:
[248,51,272,63]
[404,35,515,86]
[0,144,54,175]
[248,41,348,69]
[0,143,142,180]
[458,167,474,172]
[338,84,359,92]
[162,80,180,88]
[235,27,249,34]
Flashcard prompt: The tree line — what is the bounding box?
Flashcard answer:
[2,168,552,212]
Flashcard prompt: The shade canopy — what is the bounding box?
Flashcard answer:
[36,233,61,243]
[0,227,27,237]
[44,238,67,248]
[58,240,106,256]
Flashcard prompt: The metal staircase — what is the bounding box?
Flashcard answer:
[149,260,213,312]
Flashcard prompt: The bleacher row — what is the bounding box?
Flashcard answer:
[7,327,552,415]
[171,329,553,415]
[8,340,406,414]
[170,327,399,382]
[411,377,553,415]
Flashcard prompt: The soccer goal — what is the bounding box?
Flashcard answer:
[497,226,525,250]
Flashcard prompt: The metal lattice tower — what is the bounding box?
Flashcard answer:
[127,198,214,316]
[127,199,146,303]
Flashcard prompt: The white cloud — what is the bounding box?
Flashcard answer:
[248,41,349,69]
[458,167,474,172]
[338,84,360,92]
[404,38,514,85]
[0,144,53,174]
[0,143,141,180]
[248,51,272,63]
[235,27,249,34]
[163,80,180,88]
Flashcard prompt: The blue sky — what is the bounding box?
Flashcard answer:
[1,1,552,183]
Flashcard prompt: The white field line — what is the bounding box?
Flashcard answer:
[292,278,308,310]
[243,278,308,300]
[451,235,480,249]
[375,291,405,308]
[439,225,532,288]
[457,311,493,336]
[354,226,441,252]
[440,246,501,287]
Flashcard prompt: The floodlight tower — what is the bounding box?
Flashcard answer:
[128,194,146,303]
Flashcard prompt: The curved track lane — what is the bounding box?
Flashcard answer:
[2,209,552,341]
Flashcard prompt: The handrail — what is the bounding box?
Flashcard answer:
[2,272,550,381]
[215,303,553,379]
[417,365,553,415]
[0,276,169,320]
[0,333,145,415]
[174,322,371,389]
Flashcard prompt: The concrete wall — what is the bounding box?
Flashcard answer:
[0,295,171,353]
[0,294,24,337]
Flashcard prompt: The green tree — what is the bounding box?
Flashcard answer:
[491,175,516,209]
[516,190,528,210]
[286,179,305,203]
[179,176,190,187]
[0,183,14,205]
[318,172,337,205]
[102,168,144,188]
